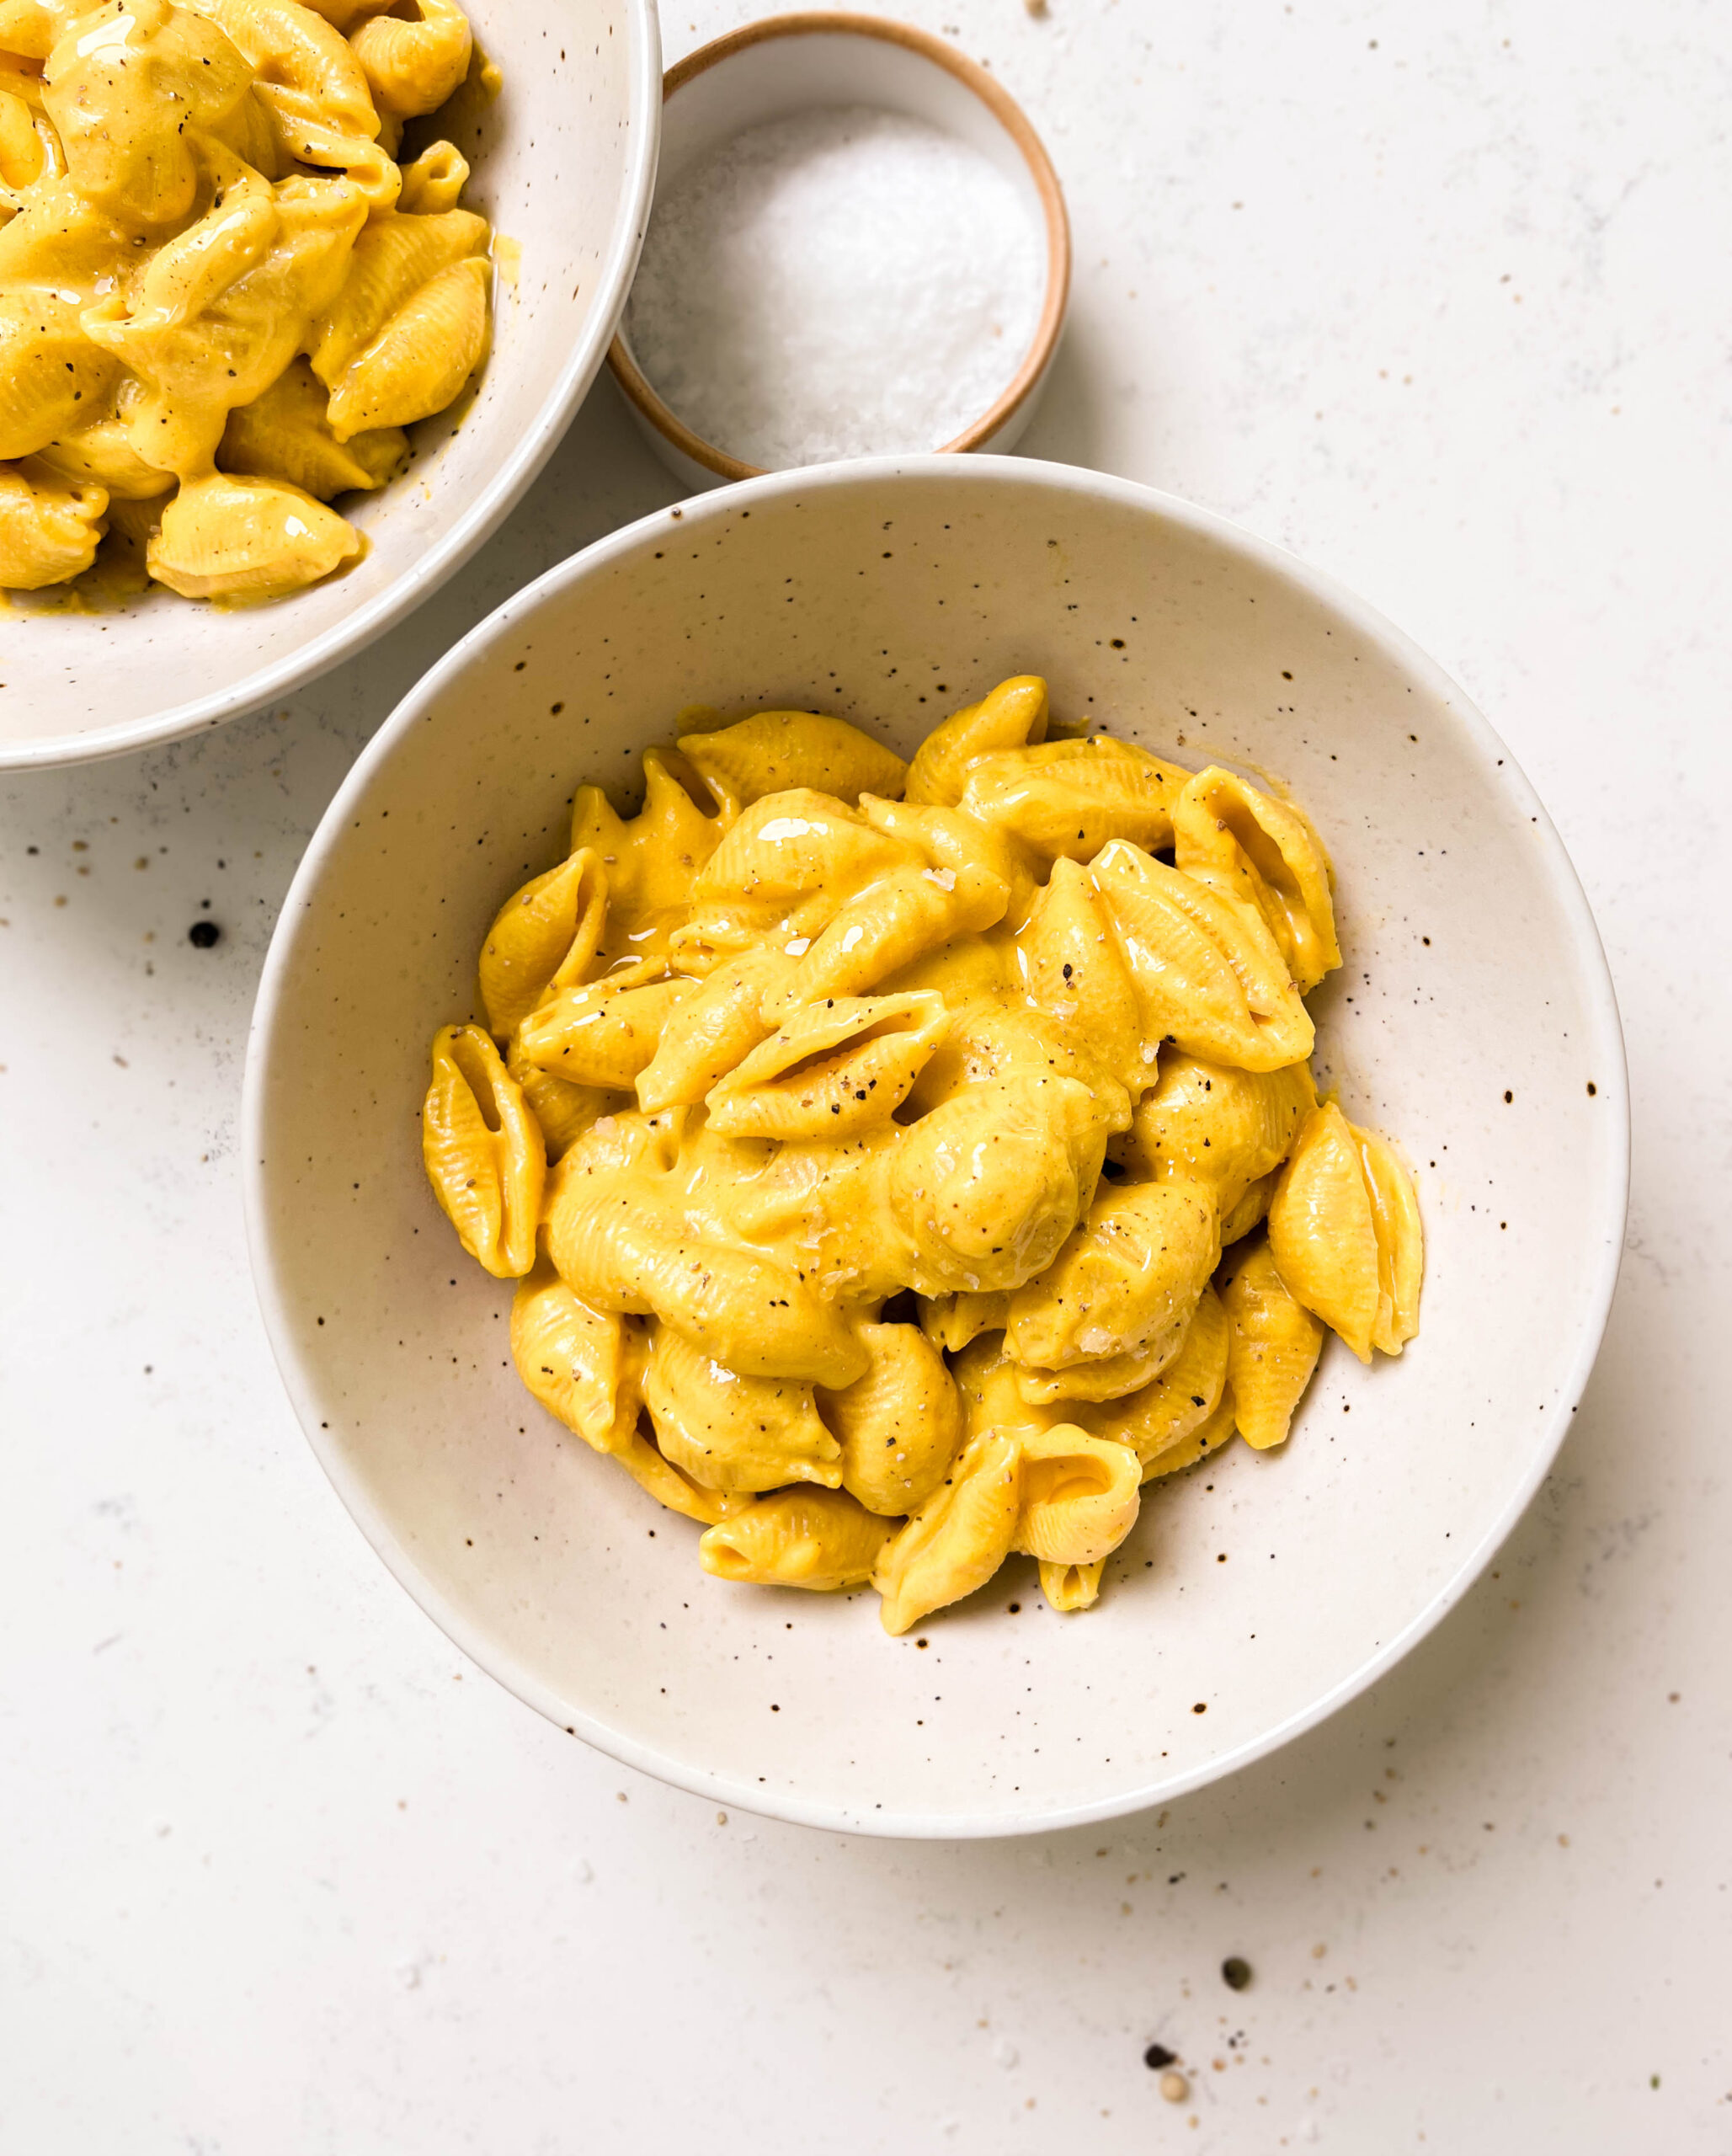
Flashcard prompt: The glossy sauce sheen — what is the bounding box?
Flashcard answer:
[0,0,493,600]
[421,677,1424,1636]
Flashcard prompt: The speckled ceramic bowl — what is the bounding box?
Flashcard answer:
[0,0,660,771]
[243,456,1628,1838]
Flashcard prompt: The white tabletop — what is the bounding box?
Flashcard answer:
[3,0,1725,2147]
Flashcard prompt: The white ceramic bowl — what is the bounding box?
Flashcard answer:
[243,456,1628,1838]
[0,0,660,771]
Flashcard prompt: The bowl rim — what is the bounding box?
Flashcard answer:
[242,452,1630,1839]
[0,0,664,775]
[605,11,1072,483]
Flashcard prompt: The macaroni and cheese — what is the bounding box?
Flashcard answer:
[422,676,1424,1634]
[0,0,492,600]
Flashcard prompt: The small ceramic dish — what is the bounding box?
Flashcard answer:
[243,455,1628,1838]
[0,0,660,772]
[607,13,1070,489]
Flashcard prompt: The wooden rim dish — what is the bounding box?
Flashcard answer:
[607,11,1073,483]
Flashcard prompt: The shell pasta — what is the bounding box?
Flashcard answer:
[0,0,493,600]
[421,676,1425,1635]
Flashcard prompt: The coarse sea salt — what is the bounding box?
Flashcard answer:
[625,105,1046,469]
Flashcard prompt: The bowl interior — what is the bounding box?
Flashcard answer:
[657,24,1046,200]
[0,0,657,768]
[247,458,1626,1835]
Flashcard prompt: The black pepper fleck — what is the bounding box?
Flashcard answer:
[188,921,221,947]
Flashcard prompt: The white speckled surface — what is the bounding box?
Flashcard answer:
[2,0,1727,2144]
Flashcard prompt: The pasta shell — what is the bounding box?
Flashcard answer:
[504,1028,618,1161]
[1012,1326,1178,1406]
[2,7,58,61]
[1138,1383,1238,1482]
[545,1117,869,1386]
[678,709,907,808]
[1218,1235,1324,1449]
[571,745,735,963]
[871,1428,1022,1636]
[871,930,1016,1017]
[1359,1126,1424,1356]
[593,1217,870,1388]
[1123,1054,1316,1213]
[397,138,470,215]
[909,1002,1130,1124]
[477,847,608,1040]
[1219,1169,1278,1245]
[818,1320,962,1515]
[0,457,105,588]
[1090,840,1314,1073]
[325,252,488,438]
[42,0,258,224]
[33,419,173,500]
[858,793,1039,924]
[0,50,45,101]
[956,737,1185,864]
[1038,1558,1104,1612]
[220,355,406,500]
[1014,1424,1141,1566]
[195,0,397,208]
[510,1256,644,1454]
[1173,766,1340,993]
[0,291,115,460]
[1078,1284,1231,1465]
[699,1486,896,1591]
[635,945,788,1113]
[84,175,368,478]
[0,167,124,282]
[706,990,947,1140]
[147,472,360,600]
[669,894,822,979]
[517,966,697,1091]
[693,787,918,909]
[950,1330,1059,1444]
[290,0,376,29]
[0,90,44,189]
[764,860,1009,1020]
[642,1324,841,1493]
[1266,1102,1378,1358]
[309,207,488,382]
[903,674,1048,805]
[1006,1177,1219,1371]
[107,151,280,327]
[421,1022,544,1277]
[1267,1107,1425,1363]
[888,1074,1111,1296]
[349,0,471,120]
[612,1428,753,1526]
[918,1288,1011,1356]
[1017,856,1147,1088]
